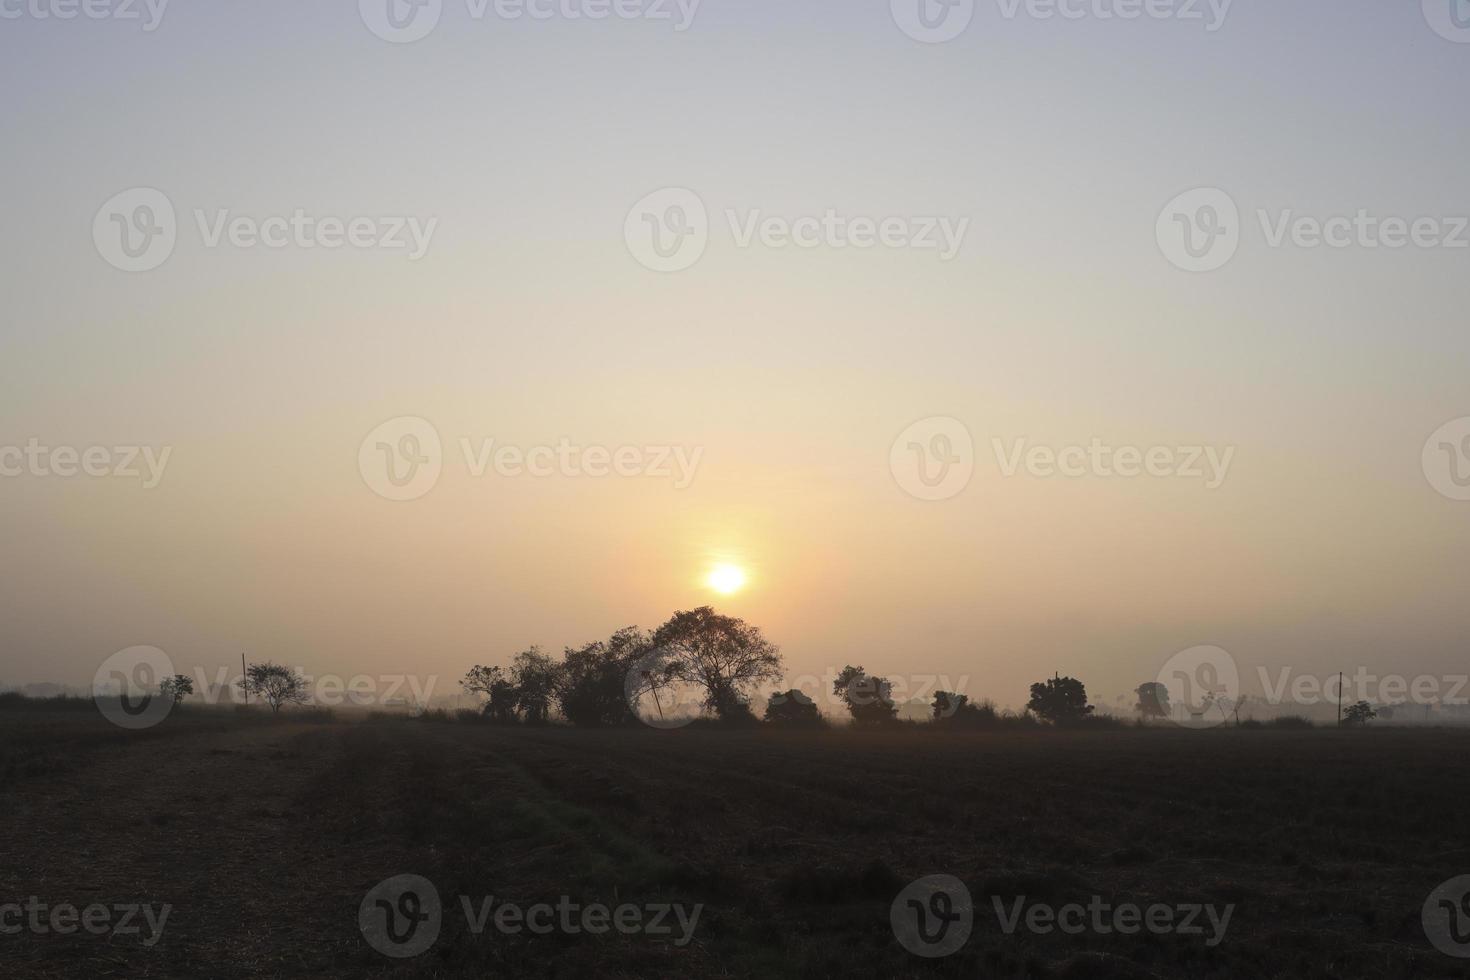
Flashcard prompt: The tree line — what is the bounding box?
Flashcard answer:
[459,607,1132,729]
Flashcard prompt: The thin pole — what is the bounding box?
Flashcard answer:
[1337,671,1342,726]
[242,653,249,704]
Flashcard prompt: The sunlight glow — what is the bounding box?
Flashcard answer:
[707,564,747,595]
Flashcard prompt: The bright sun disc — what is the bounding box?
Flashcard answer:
[707,564,746,595]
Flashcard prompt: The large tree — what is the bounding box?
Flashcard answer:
[651,607,782,720]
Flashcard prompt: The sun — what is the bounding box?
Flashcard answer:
[706,564,747,595]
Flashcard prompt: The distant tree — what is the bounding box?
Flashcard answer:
[833,666,898,727]
[1134,682,1170,720]
[159,674,195,705]
[244,662,310,713]
[651,607,783,721]
[1027,674,1094,725]
[557,627,648,727]
[461,665,519,723]
[1343,701,1378,728]
[510,647,561,725]
[764,689,824,727]
[933,690,999,729]
[932,690,969,721]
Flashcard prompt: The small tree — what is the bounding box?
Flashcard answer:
[1027,674,1094,725]
[159,674,195,705]
[1133,682,1169,720]
[462,665,519,723]
[1342,701,1378,727]
[833,665,898,727]
[245,662,310,713]
[764,689,824,727]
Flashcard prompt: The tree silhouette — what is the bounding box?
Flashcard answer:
[244,662,309,713]
[1134,682,1170,719]
[764,688,824,727]
[557,627,647,727]
[159,674,195,705]
[651,607,783,721]
[511,647,561,725]
[833,665,898,727]
[1027,674,1093,725]
[461,665,518,723]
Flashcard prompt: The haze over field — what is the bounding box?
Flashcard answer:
[3,1,1469,709]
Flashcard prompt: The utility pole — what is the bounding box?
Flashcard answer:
[1337,671,1343,727]
[242,653,249,705]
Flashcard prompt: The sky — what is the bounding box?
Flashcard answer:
[2,0,1469,712]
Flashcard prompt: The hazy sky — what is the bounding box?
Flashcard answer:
[3,0,1468,710]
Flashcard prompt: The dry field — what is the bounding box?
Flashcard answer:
[3,706,1470,979]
